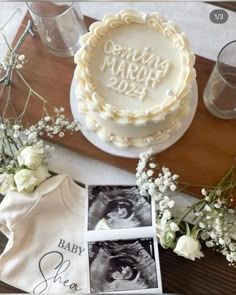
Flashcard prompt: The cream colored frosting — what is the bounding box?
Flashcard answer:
[74,9,196,148]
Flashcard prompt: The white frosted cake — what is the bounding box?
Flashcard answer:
[74,9,196,148]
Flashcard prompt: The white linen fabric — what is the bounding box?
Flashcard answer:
[0,175,88,293]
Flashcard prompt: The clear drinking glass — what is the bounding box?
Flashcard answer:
[203,40,236,119]
[26,1,87,57]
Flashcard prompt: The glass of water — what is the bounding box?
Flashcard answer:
[26,1,87,57]
[203,40,236,119]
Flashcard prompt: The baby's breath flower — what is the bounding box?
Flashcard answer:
[172,174,179,180]
[13,124,21,130]
[170,184,177,191]
[205,196,210,202]
[168,200,175,208]
[169,222,179,232]
[199,222,206,229]
[154,178,161,186]
[201,188,207,196]
[229,243,236,251]
[214,202,221,209]
[206,240,214,248]
[149,163,157,169]
[147,169,154,177]
[13,131,20,138]
[204,204,211,212]
[18,54,25,61]
[136,150,236,266]
[15,64,23,69]
[163,179,170,186]
[162,209,171,221]
[44,116,51,122]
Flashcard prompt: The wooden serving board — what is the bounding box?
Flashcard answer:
[1,13,236,201]
[1,12,236,295]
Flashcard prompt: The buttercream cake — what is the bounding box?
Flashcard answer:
[74,9,196,148]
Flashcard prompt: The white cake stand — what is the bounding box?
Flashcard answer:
[70,77,198,159]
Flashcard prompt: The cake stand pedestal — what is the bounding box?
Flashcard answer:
[70,78,198,159]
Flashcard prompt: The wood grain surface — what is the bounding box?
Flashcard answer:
[1,13,235,202]
[0,12,236,294]
[208,1,236,12]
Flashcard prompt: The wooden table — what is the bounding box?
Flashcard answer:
[0,11,236,294]
[1,13,235,200]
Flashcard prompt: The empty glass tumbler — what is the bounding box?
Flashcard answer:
[203,40,236,119]
[26,1,87,57]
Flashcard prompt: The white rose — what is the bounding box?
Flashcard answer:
[156,218,167,248]
[156,218,176,249]
[34,165,51,184]
[174,235,204,261]
[17,145,43,169]
[0,174,16,194]
[14,169,39,193]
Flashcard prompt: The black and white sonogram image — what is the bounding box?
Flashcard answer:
[88,186,152,230]
[88,238,158,293]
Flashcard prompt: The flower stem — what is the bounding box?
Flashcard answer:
[176,199,206,225]
[179,181,216,189]
[2,78,12,118]
[208,166,234,202]
[17,89,32,121]
[16,71,55,111]
[3,130,17,165]
[0,8,21,30]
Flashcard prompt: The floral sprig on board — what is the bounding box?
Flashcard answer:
[0,114,79,194]
[136,149,236,266]
[0,12,80,195]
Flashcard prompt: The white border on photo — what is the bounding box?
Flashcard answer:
[85,184,162,294]
[87,185,154,237]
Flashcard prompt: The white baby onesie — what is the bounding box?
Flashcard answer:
[0,175,88,293]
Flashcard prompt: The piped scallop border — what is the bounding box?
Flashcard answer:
[74,9,196,126]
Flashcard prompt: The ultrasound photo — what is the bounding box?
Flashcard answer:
[88,185,152,230]
[88,238,158,293]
